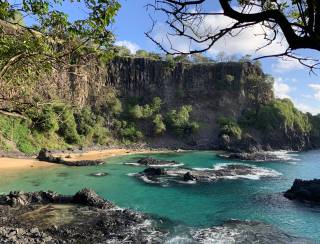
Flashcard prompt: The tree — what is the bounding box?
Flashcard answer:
[147,0,320,70]
[0,0,120,106]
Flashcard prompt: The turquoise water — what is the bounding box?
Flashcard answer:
[0,150,320,241]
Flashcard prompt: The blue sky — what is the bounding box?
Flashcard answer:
[22,0,320,115]
[112,0,320,115]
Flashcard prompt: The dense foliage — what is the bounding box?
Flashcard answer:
[166,105,199,136]
[0,0,120,109]
[218,117,242,140]
[240,99,311,134]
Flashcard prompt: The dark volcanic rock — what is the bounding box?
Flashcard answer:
[183,172,196,181]
[0,189,166,243]
[191,220,315,244]
[37,148,104,166]
[125,157,183,167]
[143,167,165,176]
[218,152,286,162]
[0,191,71,207]
[72,188,114,209]
[133,164,280,186]
[284,179,320,204]
[0,227,53,244]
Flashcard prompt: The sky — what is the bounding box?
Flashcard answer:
[110,0,320,115]
[21,0,320,115]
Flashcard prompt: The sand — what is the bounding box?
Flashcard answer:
[53,148,167,162]
[0,157,54,170]
[0,148,170,169]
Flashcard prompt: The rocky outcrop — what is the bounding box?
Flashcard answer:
[37,148,104,166]
[218,152,286,162]
[191,220,315,244]
[284,179,320,204]
[0,189,166,243]
[131,163,281,186]
[125,157,183,167]
[0,188,114,208]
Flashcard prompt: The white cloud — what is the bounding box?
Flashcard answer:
[309,83,320,101]
[273,77,291,99]
[273,58,303,73]
[115,40,140,54]
[152,8,287,57]
[295,102,320,115]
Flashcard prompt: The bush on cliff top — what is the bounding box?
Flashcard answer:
[255,99,311,133]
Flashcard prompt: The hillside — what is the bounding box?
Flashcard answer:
[0,56,319,153]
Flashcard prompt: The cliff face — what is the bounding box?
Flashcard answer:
[29,57,274,149]
[104,58,273,148]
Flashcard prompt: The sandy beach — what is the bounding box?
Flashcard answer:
[0,157,54,170]
[53,148,168,162]
[0,148,170,169]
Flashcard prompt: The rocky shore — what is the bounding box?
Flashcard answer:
[0,189,315,244]
[0,189,166,243]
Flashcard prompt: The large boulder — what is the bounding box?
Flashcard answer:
[37,148,104,166]
[284,179,320,204]
[72,188,114,209]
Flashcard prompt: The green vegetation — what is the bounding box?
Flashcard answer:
[5,94,196,148]
[218,117,242,140]
[240,99,311,134]
[166,105,199,136]
[153,114,166,135]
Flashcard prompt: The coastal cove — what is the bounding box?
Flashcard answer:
[0,150,320,242]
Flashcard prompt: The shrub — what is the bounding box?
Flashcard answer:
[153,114,166,135]
[54,106,80,144]
[119,123,143,141]
[218,117,242,140]
[0,115,37,154]
[167,105,199,136]
[27,105,59,133]
[128,97,162,120]
[75,108,96,136]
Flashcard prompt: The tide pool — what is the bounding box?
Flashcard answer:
[0,150,320,241]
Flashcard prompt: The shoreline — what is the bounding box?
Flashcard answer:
[0,147,175,170]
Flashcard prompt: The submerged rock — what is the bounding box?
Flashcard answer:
[88,172,109,177]
[132,164,281,186]
[37,148,104,166]
[190,220,315,244]
[284,179,320,204]
[124,157,183,167]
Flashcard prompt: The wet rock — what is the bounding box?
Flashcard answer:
[125,157,183,167]
[72,188,114,209]
[37,148,104,166]
[218,152,285,162]
[143,167,165,176]
[0,191,68,207]
[183,172,196,181]
[0,227,54,244]
[133,164,280,186]
[0,189,167,243]
[284,179,320,204]
[191,220,315,244]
